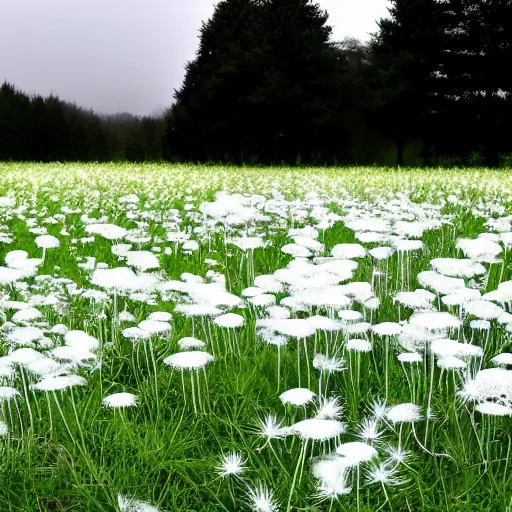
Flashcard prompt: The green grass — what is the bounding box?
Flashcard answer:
[0,163,511,511]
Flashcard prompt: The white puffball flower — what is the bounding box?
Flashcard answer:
[290,418,346,441]
[0,420,7,436]
[372,322,402,337]
[386,403,423,424]
[103,392,138,408]
[336,441,378,465]
[178,337,205,350]
[347,338,372,353]
[147,311,172,322]
[35,234,60,249]
[398,352,423,364]
[163,351,214,370]
[122,327,151,340]
[311,456,352,499]
[125,250,160,271]
[214,313,245,328]
[475,402,512,416]
[138,320,171,335]
[32,375,87,392]
[119,310,136,322]
[409,311,461,331]
[86,223,127,240]
[279,388,316,407]
[0,386,21,401]
[437,355,467,370]
[491,353,512,367]
[215,452,246,478]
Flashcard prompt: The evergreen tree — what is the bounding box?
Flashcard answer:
[368,0,445,165]
[166,0,346,164]
[430,0,512,166]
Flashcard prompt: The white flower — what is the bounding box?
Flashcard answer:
[291,418,346,441]
[336,441,378,465]
[279,388,316,407]
[386,403,422,424]
[257,414,287,440]
[315,396,344,420]
[312,456,352,500]
[365,462,408,486]
[215,452,246,478]
[313,354,346,373]
[356,417,384,442]
[103,392,138,408]
[246,483,279,512]
[117,494,160,512]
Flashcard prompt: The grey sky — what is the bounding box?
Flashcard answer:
[0,0,391,116]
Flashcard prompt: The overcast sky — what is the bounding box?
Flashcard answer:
[0,0,391,116]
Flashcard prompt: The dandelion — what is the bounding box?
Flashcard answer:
[117,494,160,512]
[215,452,246,478]
[103,392,138,408]
[315,396,344,420]
[163,351,214,414]
[247,483,279,512]
[356,417,384,443]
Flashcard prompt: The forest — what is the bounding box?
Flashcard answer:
[1,0,511,167]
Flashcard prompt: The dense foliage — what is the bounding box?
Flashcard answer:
[2,0,512,166]
[0,82,165,162]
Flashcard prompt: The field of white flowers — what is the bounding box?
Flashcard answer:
[0,163,511,511]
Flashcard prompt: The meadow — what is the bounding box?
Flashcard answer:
[0,163,511,511]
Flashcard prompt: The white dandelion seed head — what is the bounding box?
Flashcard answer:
[313,354,346,373]
[290,418,346,441]
[315,396,344,420]
[163,351,214,370]
[356,416,384,442]
[311,456,352,499]
[398,352,423,364]
[215,452,246,478]
[386,403,423,424]
[475,402,512,416]
[103,392,138,408]
[279,388,316,407]
[32,374,87,392]
[336,441,378,465]
[347,338,372,353]
[246,483,279,512]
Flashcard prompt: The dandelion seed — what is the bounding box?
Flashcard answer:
[356,417,384,442]
[103,392,138,408]
[246,483,279,512]
[257,413,287,440]
[315,396,344,420]
[215,452,246,478]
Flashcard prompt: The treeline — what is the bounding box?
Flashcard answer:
[167,0,512,167]
[2,0,512,167]
[0,82,165,162]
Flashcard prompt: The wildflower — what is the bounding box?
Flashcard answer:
[246,483,279,512]
[257,413,287,440]
[315,396,344,420]
[103,392,138,408]
[356,417,384,442]
[215,452,246,478]
[365,461,408,486]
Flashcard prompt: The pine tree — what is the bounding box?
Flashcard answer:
[368,0,445,165]
[166,0,346,164]
[431,0,512,166]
